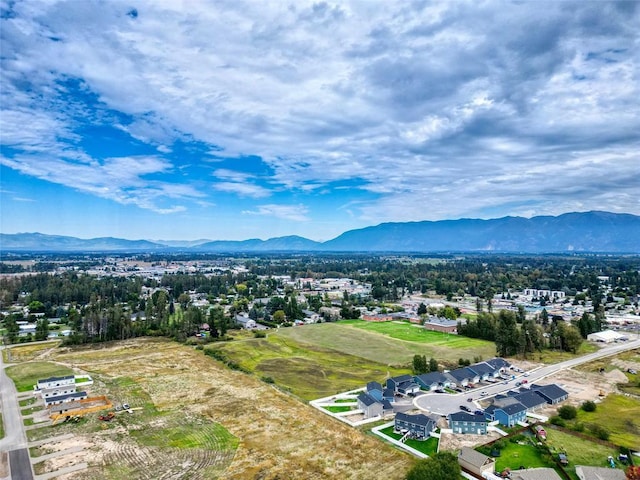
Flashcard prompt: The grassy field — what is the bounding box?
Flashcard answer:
[379,426,439,456]
[5,361,74,392]
[206,333,411,400]
[30,338,413,480]
[546,428,623,479]
[277,321,496,366]
[534,341,599,364]
[573,394,640,449]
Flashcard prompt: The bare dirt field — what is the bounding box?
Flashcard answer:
[30,338,413,480]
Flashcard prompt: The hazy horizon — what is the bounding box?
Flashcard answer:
[1,1,639,241]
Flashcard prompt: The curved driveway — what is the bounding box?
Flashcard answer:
[414,337,640,416]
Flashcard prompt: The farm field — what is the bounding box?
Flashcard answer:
[205,333,411,400]
[17,337,412,479]
[277,321,496,365]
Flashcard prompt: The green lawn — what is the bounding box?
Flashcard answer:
[323,405,353,413]
[205,333,410,401]
[478,438,553,472]
[573,394,640,449]
[277,321,496,366]
[378,426,439,456]
[5,362,74,392]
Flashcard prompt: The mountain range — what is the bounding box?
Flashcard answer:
[1,211,639,253]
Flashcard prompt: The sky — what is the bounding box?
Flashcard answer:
[1,1,639,242]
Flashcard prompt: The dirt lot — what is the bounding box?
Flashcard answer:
[34,338,413,480]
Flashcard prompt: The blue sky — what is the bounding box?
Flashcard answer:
[1,1,639,241]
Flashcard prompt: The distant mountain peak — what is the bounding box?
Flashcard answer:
[1,211,638,253]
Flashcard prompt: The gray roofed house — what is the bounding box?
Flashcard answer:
[485,357,510,371]
[511,391,548,411]
[468,361,499,379]
[530,384,569,404]
[447,367,479,385]
[44,391,88,407]
[386,375,420,395]
[457,447,495,477]
[510,468,563,480]
[448,412,487,434]
[394,412,437,440]
[357,392,383,419]
[575,466,627,480]
[413,372,451,390]
[382,388,395,402]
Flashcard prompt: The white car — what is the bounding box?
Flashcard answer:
[480,391,488,396]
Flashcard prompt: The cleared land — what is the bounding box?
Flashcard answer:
[5,341,61,362]
[19,338,412,479]
[206,333,411,400]
[277,321,496,365]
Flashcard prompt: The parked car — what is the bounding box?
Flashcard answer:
[460,405,470,412]
[480,391,488,396]
[522,379,528,384]
[474,410,484,415]
[467,397,473,402]
[515,382,522,387]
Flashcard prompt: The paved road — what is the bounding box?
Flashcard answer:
[414,338,640,415]
[0,346,34,480]
[9,449,32,480]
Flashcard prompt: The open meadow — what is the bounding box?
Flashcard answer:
[277,320,497,365]
[205,331,412,400]
[12,338,413,480]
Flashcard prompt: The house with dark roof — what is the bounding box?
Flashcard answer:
[510,391,548,411]
[448,412,487,435]
[394,412,437,440]
[40,385,77,399]
[36,375,75,391]
[357,392,383,418]
[382,388,395,402]
[366,381,383,401]
[469,361,499,380]
[386,375,420,396]
[413,372,451,391]
[485,357,510,372]
[458,447,496,477]
[530,384,569,404]
[484,401,527,427]
[446,367,479,387]
[44,391,88,408]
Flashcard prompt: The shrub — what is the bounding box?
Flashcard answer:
[558,405,577,420]
[571,422,585,433]
[261,376,275,384]
[588,423,610,441]
[580,400,596,412]
[550,416,566,427]
[253,330,267,338]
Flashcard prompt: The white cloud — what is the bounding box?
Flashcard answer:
[242,204,310,222]
[1,0,639,231]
